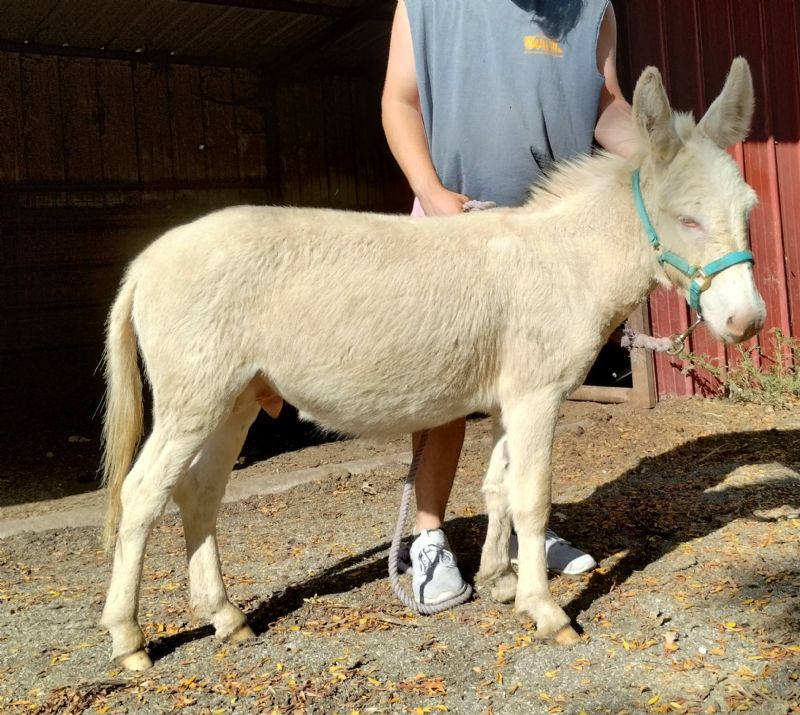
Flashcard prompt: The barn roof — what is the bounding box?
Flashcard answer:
[0,0,395,71]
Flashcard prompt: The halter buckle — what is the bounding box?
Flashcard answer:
[693,271,712,292]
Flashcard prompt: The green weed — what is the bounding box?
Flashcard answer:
[680,328,800,407]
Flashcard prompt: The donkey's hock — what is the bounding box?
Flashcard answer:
[100,58,764,670]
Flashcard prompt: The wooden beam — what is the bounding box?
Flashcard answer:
[0,40,253,69]
[177,0,393,20]
[569,385,630,404]
[627,302,658,408]
[0,178,270,193]
[260,0,389,76]
[567,304,658,407]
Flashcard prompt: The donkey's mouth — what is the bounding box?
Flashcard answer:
[707,307,766,344]
[724,323,764,345]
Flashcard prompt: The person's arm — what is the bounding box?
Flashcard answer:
[381,0,468,215]
[593,3,638,158]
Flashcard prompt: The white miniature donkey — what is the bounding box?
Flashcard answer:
[101,59,764,669]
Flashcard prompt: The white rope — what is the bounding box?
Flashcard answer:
[621,318,702,355]
[620,323,675,352]
[462,199,496,212]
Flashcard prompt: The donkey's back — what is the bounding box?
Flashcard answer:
[124,204,515,440]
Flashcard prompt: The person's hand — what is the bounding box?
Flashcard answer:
[418,184,470,216]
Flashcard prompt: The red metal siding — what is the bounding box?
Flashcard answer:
[615,0,800,397]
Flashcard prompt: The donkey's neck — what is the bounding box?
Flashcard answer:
[521,153,661,331]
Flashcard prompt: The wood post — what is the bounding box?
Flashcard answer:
[569,303,657,408]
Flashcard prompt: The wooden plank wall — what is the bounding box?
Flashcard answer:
[275,75,411,213]
[0,51,409,425]
[614,0,800,398]
[0,56,272,208]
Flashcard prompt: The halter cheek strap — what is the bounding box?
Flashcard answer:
[631,169,755,315]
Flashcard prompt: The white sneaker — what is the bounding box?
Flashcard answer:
[409,529,470,605]
[509,530,597,575]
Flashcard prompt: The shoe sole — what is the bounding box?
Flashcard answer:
[414,582,470,606]
[509,557,597,576]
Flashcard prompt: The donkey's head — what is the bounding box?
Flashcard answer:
[632,58,766,344]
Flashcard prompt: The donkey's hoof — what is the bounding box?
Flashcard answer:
[227,624,256,643]
[553,625,581,646]
[118,649,153,671]
[489,572,518,604]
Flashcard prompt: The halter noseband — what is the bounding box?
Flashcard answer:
[631,169,754,316]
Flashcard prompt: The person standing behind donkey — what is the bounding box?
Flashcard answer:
[381,0,638,605]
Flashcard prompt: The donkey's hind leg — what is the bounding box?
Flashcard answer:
[476,415,517,603]
[102,425,211,670]
[172,398,260,643]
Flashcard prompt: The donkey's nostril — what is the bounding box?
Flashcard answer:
[726,308,765,342]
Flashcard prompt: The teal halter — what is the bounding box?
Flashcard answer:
[631,169,754,315]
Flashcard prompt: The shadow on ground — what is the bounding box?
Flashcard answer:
[147,427,800,663]
[0,406,342,509]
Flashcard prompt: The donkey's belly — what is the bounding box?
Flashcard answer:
[266,359,493,441]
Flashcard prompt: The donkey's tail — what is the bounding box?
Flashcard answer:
[101,270,143,550]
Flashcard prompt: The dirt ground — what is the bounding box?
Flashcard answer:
[0,397,798,715]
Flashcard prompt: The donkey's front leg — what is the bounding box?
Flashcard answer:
[504,393,579,644]
[476,415,517,603]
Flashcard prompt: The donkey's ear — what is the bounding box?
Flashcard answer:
[632,66,681,164]
[697,57,754,147]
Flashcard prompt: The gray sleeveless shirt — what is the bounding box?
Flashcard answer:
[405,0,608,207]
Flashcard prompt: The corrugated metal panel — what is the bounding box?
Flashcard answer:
[616,0,800,398]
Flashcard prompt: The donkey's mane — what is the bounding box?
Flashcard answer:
[672,111,698,141]
[523,110,699,212]
[522,151,629,211]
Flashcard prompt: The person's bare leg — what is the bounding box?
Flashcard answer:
[409,418,468,604]
[413,417,466,530]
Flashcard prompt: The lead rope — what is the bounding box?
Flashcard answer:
[389,430,474,614]
[621,317,703,355]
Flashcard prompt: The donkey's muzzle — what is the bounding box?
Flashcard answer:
[725,304,766,343]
